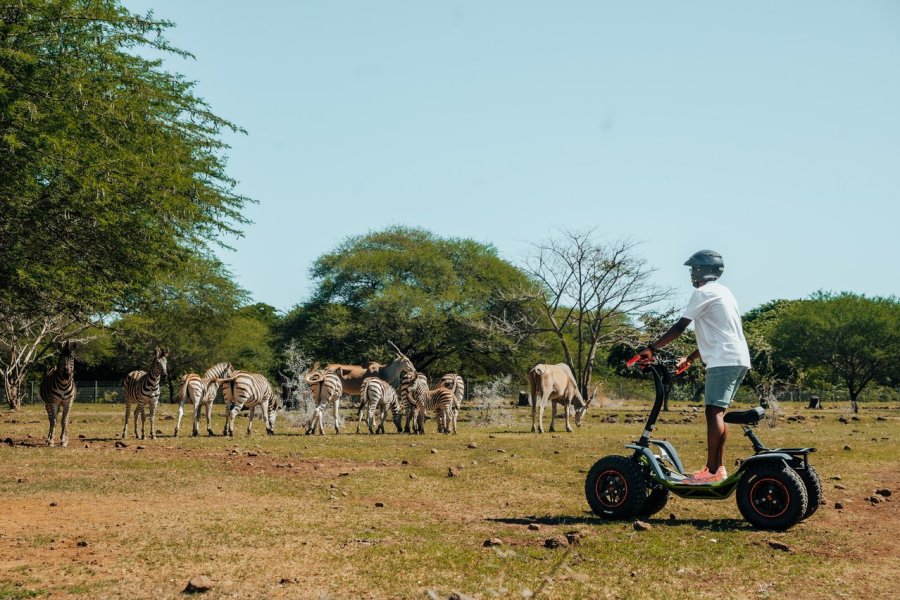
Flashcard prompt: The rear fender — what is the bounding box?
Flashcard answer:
[737,452,794,474]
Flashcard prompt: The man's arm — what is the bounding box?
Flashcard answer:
[638,318,694,361]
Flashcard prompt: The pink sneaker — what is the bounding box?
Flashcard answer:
[683,466,727,485]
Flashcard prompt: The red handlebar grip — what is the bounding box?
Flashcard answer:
[674,362,689,375]
[626,355,641,367]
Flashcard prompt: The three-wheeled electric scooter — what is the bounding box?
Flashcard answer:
[584,355,822,530]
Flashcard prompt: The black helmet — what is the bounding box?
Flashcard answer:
[684,249,724,286]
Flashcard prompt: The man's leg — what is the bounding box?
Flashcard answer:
[706,405,727,472]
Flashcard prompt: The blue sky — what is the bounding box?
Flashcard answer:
[126,1,900,314]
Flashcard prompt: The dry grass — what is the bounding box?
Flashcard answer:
[0,399,898,599]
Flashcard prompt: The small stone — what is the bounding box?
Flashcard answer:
[527,523,540,531]
[851,416,861,421]
[483,538,503,547]
[76,540,88,547]
[49,502,58,507]
[184,575,214,593]
[409,473,417,479]
[375,502,384,508]
[875,488,892,497]
[17,478,24,484]
[553,450,560,454]
[767,541,791,552]
[246,462,254,467]
[564,531,584,545]
[868,495,884,505]
[843,445,852,451]
[838,416,849,424]
[136,445,146,450]
[338,471,350,477]
[246,452,258,457]
[279,577,298,585]
[78,434,86,439]
[448,467,459,478]
[668,513,677,521]
[633,520,652,531]
[831,475,842,481]
[3,438,13,446]
[876,416,887,421]
[497,449,507,453]
[467,442,478,449]
[544,536,569,549]
[834,502,844,510]
[431,448,439,454]
[834,484,846,490]
[114,440,128,448]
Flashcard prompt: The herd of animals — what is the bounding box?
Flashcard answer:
[37,341,591,447]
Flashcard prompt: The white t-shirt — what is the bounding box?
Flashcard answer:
[681,281,752,369]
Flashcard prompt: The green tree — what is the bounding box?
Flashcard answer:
[0,1,249,407]
[742,299,801,405]
[279,226,541,378]
[771,293,900,412]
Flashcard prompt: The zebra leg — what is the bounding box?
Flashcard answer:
[191,401,201,437]
[417,409,425,435]
[174,398,185,437]
[333,398,341,434]
[452,405,459,434]
[205,402,215,436]
[60,401,71,448]
[136,405,143,439]
[45,402,56,447]
[261,400,273,436]
[247,406,255,436]
[149,400,158,440]
[355,399,367,434]
[227,403,243,438]
[122,402,131,439]
[393,408,403,433]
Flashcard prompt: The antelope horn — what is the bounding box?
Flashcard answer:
[388,340,409,359]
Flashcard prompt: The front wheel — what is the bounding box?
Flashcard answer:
[736,462,808,530]
[638,485,670,517]
[585,455,647,519]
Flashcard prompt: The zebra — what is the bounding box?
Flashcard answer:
[304,367,343,435]
[41,340,78,447]
[402,370,454,435]
[360,376,402,434]
[174,362,233,437]
[122,347,169,440]
[400,371,428,433]
[219,370,278,437]
[439,373,465,434]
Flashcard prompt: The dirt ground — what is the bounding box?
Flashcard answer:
[1,402,898,599]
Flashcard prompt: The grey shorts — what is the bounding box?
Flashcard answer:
[705,366,749,409]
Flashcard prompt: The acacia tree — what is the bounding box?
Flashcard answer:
[524,231,670,400]
[772,292,899,413]
[0,1,249,407]
[278,226,541,378]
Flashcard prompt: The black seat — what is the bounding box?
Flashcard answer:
[724,407,765,425]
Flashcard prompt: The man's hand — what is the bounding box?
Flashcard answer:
[675,357,692,374]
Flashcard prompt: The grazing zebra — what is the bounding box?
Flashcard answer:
[41,340,78,447]
[122,347,169,440]
[219,370,278,437]
[439,373,465,434]
[402,370,454,435]
[359,376,402,434]
[174,362,233,437]
[304,367,343,435]
[400,371,428,433]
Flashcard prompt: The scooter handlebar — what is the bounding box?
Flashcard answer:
[625,355,643,367]
[674,362,690,375]
[626,354,689,376]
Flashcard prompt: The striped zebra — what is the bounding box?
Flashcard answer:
[174,362,233,437]
[439,373,465,434]
[41,340,78,447]
[403,370,454,435]
[304,368,343,435]
[400,371,428,433]
[359,376,402,434]
[219,370,278,437]
[121,347,169,440]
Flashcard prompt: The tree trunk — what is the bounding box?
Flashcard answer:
[4,381,21,410]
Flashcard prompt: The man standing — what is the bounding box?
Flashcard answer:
[639,250,751,484]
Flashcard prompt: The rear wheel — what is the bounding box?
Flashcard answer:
[736,462,808,530]
[585,455,647,519]
[796,464,822,520]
